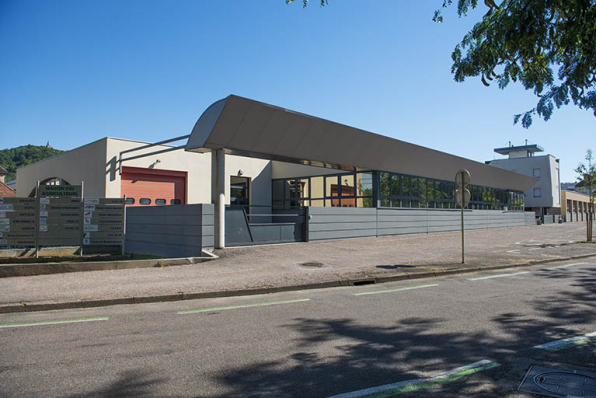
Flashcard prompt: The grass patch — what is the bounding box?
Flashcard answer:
[576,240,596,244]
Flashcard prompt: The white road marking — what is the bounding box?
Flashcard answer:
[0,317,109,329]
[546,262,587,270]
[353,284,438,296]
[468,271,530,281]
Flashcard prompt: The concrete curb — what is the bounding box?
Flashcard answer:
[0,252,217,278]
[1,253,594,314]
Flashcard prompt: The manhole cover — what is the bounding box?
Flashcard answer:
[299,261,324,268]
[518,365,596,397]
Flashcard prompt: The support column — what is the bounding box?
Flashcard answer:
[212,149,226,249]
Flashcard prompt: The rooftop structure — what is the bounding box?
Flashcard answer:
[494,143,544,159]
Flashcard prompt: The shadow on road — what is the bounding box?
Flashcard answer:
[211,267,596,398]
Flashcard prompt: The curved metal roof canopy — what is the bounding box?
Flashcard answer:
[186,95,536,191]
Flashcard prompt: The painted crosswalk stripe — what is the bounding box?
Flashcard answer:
[177,298,310,314]
[534,331,596,351]
[353,284,438,296]
[468,271,529,281]
[0,317,109,329]
[327,360,500,398]
[546,262,587,270]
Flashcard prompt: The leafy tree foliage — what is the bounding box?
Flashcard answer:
[0,145,63,182]
[436,0,596,127]
[575,149,595,241]
[286,0,327,7]
[289,0,596,128]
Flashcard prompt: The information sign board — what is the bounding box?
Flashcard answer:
[0,198,37,247]
[38,198,82,246]
[39,185,82,198]
[83,198,125,246]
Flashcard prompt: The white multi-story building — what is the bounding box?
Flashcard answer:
[487,144,561,216]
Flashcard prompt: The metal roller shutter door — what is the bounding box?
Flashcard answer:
[121,167,186,207]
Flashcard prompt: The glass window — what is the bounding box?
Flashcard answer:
[125,198,135,205]
[380,172,390,197]
[310,176,324,199]
[381,198,390,207]
[298,178,309,199]
[390,175,400,197]
[357,172,374,197]
[426,179,433,200]
[155,199,166,205]
[411,177,419,198]
[533,168,541,178]
[533,188,542,197]
[285,180,297,200]
[139,198,151,205]
[401,176,410,197]
[310,199,324,207]
[340,174,355,197]
[170,199,181,205]
[326,176,339,197]
[358,197,374,208]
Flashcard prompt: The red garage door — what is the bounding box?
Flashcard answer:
[121,167,186,207]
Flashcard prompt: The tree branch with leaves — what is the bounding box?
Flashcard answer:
[436,0,596,128]
[288,1,596,128]
[575,149,596,241]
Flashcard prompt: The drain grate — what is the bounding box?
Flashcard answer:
[518,365,596,397]
[299,261,324,268]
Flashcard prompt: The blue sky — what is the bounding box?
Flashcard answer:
[0,0,593,182]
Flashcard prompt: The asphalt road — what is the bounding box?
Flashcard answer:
[1,258,595,397]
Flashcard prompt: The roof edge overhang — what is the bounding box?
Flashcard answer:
[186,95,538,192]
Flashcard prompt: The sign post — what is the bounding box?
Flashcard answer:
[455,169,471,264]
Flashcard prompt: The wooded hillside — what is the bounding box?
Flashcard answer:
[0,145,63,182]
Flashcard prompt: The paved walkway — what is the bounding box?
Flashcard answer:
[1,223,595,312]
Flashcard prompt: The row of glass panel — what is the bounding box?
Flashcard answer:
[379,172,524,211]
[272,172,374,208]
[272,171,525,210]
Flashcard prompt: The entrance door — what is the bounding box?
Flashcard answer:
[230,176,250,209]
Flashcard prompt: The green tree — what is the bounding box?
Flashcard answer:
[575,149,595,242]
[288,1,596,128]
[0,145,63,182]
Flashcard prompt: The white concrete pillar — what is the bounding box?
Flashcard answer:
[212,149,225,249]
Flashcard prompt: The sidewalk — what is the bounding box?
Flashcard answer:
[1,223,595,313]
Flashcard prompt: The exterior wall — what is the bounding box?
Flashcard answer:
[561,190,594,222]
[488,155,560,213]
[307,207,536,242]
[16,139,108,198]
[107,138,271,208]
[125,203,214,257]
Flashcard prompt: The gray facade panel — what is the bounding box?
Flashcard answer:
[125,204,213,257]
[308,208,536,241]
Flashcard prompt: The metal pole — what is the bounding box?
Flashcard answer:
[213,149,226,249]
[80,181,84,257]
[122,195,127,256]
[460,172,465,264]
[35,180,40,259]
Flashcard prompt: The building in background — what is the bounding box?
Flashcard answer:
[0,166,16,197]
[561,190,594,222]
[487,143,561,216]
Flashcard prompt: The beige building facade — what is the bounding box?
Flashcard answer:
[561,190,594,222]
